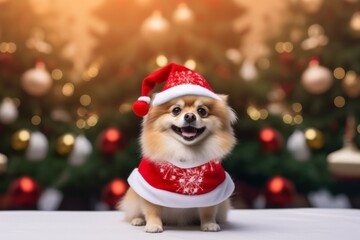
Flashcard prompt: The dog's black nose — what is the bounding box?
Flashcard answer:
[184,113,196,123]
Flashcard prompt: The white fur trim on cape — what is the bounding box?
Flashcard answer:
[152,84,222,106]
[128,168,234,208]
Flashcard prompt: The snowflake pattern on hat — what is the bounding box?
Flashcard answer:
[163,70,211,90]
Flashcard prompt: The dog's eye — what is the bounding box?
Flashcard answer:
[171,107,182,116]
[197,107,208,117]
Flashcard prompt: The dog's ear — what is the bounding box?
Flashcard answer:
[217,94,228,102]
[217,94,237,124]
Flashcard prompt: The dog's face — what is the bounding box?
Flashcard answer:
[140,95,237,164]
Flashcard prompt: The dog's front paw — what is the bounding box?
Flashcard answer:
[201,222,221,232]
[131,217,146,226]
[144,223,163,233]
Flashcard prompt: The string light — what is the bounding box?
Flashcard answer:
[51,69,63,80]
[259,109,268,120]
[294,115,303,125]
[333,67,345,80]
[275,42,293,53]
[31,115,41,126]
[119,103,132,113]
[86,63,100,79]
[247,106,260,120]
[291,103,302,113]
[156,55,168,67]
[62,83,74,96]
[334,96,345,108]
[0,42,16,53]
[76,119,86,129]
[80,94,91,106]
[77,107,87,117]
[87,114,98,127]
[184,59,196,70]
[282,113,293,124]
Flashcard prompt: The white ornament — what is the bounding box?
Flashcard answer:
[37,188,63,211]
[240,59,258,81]
[21,62,53,97]
[0,98,18,124]
[68,135,92,166]
[287,130,311,161]
[327,142,360,178]
[173,3,194,25]
[301,62,333,94]
[327,116,360,178]
[141,11,170,39]
[308,189,351,208]
[26,131,48,161]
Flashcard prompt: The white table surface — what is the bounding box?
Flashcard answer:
[0,209,359,240]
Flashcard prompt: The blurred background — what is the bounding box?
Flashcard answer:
[1,0,360,210]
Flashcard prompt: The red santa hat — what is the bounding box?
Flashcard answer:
[133,63,222,117]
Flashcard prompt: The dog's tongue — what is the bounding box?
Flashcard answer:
[181,127,196,138]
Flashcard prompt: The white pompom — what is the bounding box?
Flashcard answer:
[0,98,18,124]
[68,135,92,166]
[287,130,311,161]
[25,131,48,161]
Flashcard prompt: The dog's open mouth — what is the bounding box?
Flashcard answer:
[171,125,206,141]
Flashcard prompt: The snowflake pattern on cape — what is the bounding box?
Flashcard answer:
[159,160,221,195]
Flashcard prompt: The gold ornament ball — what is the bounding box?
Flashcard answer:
[11,129,31,151]
[0,153,8,175]
[56,133,75,156]
[305,128,324,150]
[21,62,52,97]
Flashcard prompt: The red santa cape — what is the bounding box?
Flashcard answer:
[127,158,235,208]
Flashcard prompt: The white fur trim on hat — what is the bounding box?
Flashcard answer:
[127,168,234,208]
[137,96,151,104]
[152,84,222,106]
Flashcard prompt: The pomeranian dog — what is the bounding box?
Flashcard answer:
[120,94,237,233]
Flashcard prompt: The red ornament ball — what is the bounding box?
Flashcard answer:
[99,128,126,155]
[265,176,295,207]
[102,178,128,208]
[259,128,282,153]
[8,176,41,208]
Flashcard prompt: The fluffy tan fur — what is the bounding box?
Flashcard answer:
[120,95,236,233]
